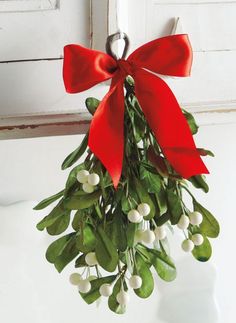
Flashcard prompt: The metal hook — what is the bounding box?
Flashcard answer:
[106,32,130,60]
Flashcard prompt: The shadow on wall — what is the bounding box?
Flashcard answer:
[156,257,219,323]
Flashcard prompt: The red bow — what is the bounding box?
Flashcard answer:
[63,34,209,188]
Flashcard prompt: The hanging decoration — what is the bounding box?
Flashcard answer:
[34,32,219,314]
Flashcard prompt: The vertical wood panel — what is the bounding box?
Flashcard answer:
[91,0,108,50]
[91,0,119,51]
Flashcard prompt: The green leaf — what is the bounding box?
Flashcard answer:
[182,109,199,135]
[155,212,170,226]
[128,107,146,143]
[147,147,169,177]
[95,225,119,272]
[98,166,107,200]
[140,166,162,194]
[198,148,215,157]
[140,162,160,176]
[75,254,87,268]
[193,201,220,238]
[76,224,96,253]
[136,244,153,265]
[155,189,168,216]
[192,236,212,262]
[72,210,85,231]
[121,184,139,214]
[46,212,70,236]
[85,97,100,115]
[108,277,127,314]
[34,190,64,210]
[80,276,116,304]
[61,134,88,170]
[133,114,146,143]
[64,163,85,197]
[134,253,154,298]
[166,188,182,225]
[188,175,209,193]
[64,190,101,210]
[149,249,177,282]
[54,234,80,273]
[133,178,156,220]
[121,194,136,214]
[46,233,75,264]
[106,211,127,252]
[36,202,64,231]
[126,223,137,248]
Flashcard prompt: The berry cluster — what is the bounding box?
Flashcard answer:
[69,264,142,306]
[177,212,204,252]
[76,170,100,193]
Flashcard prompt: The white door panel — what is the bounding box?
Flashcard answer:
[146,2,236,51]
[0,60,108,116]
[0,0,90,61]
[0,0,58,12]
[120,0,236,108]
[166,51,236,105]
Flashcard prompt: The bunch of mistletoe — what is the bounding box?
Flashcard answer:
[35,78,219,314]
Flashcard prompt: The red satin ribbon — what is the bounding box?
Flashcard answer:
[63,34,209,188]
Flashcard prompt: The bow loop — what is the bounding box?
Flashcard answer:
[128,34,192,77]
[63,44,117,93]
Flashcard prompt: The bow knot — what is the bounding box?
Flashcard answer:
[117,59,134,77]
[63,35,209,188]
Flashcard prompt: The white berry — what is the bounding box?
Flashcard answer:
[69,273,82,286]
[85,252,98,266]
[192,233,204,246]
[177,214,190,230]
[141,230,156,244]
[137,203,151,217]
[128,209,143,223]
[77,170,89,184]
[129,275,142,289]
[87,173,100,186]
[82,183,95,194]
[189,211,203,225]
[154,226,167,240]
[181,239,195,252]
[78,279,91,293]
[99,283,113,297]
[116,290,130,306]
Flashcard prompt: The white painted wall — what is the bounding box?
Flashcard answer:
[0,121,235,323]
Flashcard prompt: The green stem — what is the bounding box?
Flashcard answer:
[181,185,196,201]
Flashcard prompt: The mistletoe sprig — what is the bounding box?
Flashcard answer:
[34,77,219,314]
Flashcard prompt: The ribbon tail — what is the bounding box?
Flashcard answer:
[88,77,125,188]
[134,68,209,178]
